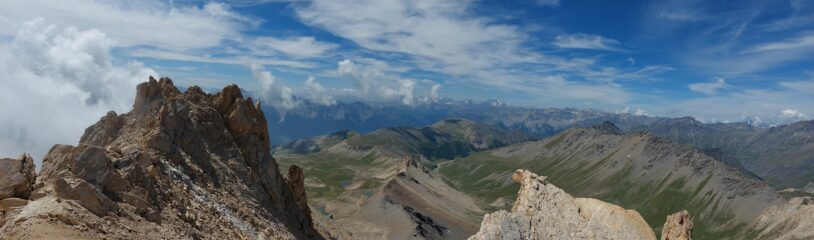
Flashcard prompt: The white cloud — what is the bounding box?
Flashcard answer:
[553,33,624,51]
[634,108,653,117]
[780,109,809,120]
[252,36,338,57]
[249,64,299,117]
[779,79,814,92]
[429,84,442,100]
[676,80,814,124]
[303,76,336,105]
[296,0,534,76]
[0,19,156,164]
[0,1,255,50]
[536,0,561,7]
[580,65,673,82]
[651,0,709,22]
[336,59,438,105]
[657,10,704,22]
[127,48,316,69]
[617,107,653,116]
[688,78,727,94]
[743,33,814,53]
[295,0,635,108]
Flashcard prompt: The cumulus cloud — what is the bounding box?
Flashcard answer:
[688,78,727,94]
[337,59,439,105]
[553,33,624,51]
[303,76,336,105]
[429,84,442,100]
[634,108,653,117]
[0,19,155,164]
[249,64,298,120]
[780,109,809,120]
[295,0,636,109]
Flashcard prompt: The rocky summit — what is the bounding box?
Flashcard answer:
[468,169,661,240]
[0,77,324,239]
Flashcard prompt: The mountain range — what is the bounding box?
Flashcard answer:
[629,117,814,189]
[272,118,534,238]
[265,99,814,191]
[262,98,661,144]
[2,78,813,239]
[274,118,814,239]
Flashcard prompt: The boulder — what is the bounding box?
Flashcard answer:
[0,154,36,199]
[0,197,28,210]
[70,145,128,193]
[54,178,113,216]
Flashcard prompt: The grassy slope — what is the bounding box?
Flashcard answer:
[437,130,763,239]
[277,152,386,199]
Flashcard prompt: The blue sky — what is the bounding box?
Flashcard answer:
[1,0,813,159]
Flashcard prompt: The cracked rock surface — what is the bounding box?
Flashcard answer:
[0,77,323,239]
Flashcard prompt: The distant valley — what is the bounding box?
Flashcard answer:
[273,117,814,239]
[267,100,814,191]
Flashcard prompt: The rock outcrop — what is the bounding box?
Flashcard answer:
[0,154,36,199]
[287,165,313,230]
[468,169,657,240]
[0,77,323,239]
[661,210,693,240]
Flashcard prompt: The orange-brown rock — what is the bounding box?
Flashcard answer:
[287,165,312,229]
[0,77,322,239]
[661,210,693,240]
[0,154,36,199]
[469,169,657,240]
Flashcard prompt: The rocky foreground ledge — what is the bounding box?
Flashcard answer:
[0,77,324,239]
[468,169,692,240]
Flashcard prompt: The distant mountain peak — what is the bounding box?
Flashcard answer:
[591,121,624,135]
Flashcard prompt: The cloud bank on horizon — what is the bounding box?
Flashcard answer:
[0,0,813,160]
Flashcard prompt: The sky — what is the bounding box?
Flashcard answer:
[0,0,813,160]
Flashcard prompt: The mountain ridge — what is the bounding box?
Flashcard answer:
[631,118,814,188]
[0,77,327,239]
[437,125,781,238]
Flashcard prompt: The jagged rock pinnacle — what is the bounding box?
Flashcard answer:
[0,77,322,239]
[662,210,693,240]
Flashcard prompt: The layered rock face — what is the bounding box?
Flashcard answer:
[468,169,658,240]
[0,77,321,239]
